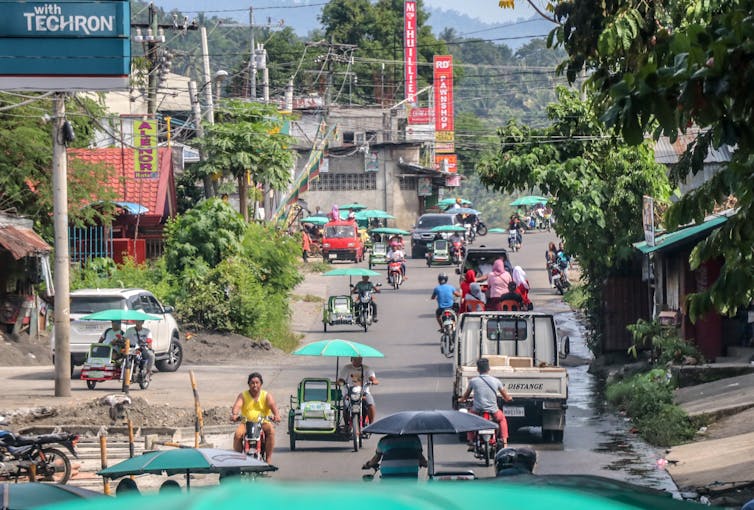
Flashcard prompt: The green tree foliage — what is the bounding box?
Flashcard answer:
[163,198,246,274]
[548,0,754,319]
[192,100,295,219]
[0,93,117,239]
[478,88,670,344]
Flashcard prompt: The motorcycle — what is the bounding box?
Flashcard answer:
[0,429,79,483]
[344,382,372,452]
[353,284,381,331]
[459,405,499,467]
[387,261,403,290]
[238,416,271,461]
[450,240,464,265]
[508,229,519,252]
[439,308,457,358]
[549,262,569,295]
[80,342,151,391]
[120,346,151,391]
[464,224,476,243]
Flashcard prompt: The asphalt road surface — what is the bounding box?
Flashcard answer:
[0,229,678,490]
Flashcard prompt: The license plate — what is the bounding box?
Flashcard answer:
[86,370,104,378]
[503,406,525,417]
[82,322,102,331]
[328,253,337,259]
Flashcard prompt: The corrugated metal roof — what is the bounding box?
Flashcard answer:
[654,130,734,164]
[633,215,728,254]
[0,225,51,259]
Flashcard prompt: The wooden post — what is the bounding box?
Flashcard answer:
[127,418,135,458]
[189,371,206,447]
[99,435,111,495]
[121,339,131,394]
[27,463,36,482]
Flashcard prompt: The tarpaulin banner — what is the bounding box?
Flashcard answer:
[404,0,417,105]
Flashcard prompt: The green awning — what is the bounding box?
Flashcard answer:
[633,215,728,254]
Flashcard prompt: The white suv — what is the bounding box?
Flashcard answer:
[52,288,183,373]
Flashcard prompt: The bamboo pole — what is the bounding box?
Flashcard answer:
[189,371,206,447]
[99,435,111,495]
[27,463,35,482]
[121,339,131,395]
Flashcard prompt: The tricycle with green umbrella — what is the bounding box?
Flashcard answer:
[77,309,161,391]
[288,339,384,453]
[322,268,381,332]
[366,228,409,269]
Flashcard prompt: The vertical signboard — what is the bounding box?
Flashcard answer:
[134,120,159,179]
[0,0,130,90]
[433,55,454,153]
[404,0,417,105]
[435,154,457,173]
[642,195,655,246]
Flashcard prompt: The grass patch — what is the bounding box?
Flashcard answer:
[605,368,697,446]
[563,283,588,309]
[304,261,331,273]
[292,293,324,303]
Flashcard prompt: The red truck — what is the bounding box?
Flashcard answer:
[322,220,364,263]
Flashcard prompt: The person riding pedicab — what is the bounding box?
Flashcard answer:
[352,275,380,322]
[230,372,282,463]
[362,434,428,478]
[338,356,380,426]
[99,320,127,364]
[124,320,156,376]
[388,234,404,251]
[459,358,513,450]
[386,244,407,282]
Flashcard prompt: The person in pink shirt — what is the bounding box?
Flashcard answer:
[477,259,512,311]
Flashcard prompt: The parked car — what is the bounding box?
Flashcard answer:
[410,213,459,259]
[51,288,183,374]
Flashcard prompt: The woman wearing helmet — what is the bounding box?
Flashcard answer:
[430,272,460,330]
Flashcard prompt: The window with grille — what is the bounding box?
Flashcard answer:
[400,177,418,190]
[311,173,376,191]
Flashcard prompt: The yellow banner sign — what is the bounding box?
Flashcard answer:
[435,130,455,142]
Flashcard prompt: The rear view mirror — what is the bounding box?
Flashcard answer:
[559,336,571,359]
[163,305,174,314]
[455,268,461,275]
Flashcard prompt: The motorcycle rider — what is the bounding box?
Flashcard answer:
[386,243,407,283]
[230,372,281,462]
[362,434,428,478]
[431,272,460,330]
[99,320,127,363]
[338,356,379,425]
[388,234,404,250]
[460,357,513,449]
[352,275,380,322]
[449,230,465,260]
[124,320,156,376]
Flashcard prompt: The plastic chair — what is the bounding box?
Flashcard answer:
[499,300,521,311]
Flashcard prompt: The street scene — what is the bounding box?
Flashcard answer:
[1,0,754,509]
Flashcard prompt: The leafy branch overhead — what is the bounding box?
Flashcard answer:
[548,0,754,318]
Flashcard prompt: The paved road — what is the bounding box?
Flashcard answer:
[0,229,677,490]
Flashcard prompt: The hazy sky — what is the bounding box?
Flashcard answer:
[423,0,538,23]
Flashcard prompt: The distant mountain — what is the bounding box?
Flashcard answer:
[150,0,552,49]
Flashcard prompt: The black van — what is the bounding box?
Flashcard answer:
[410,213,459,258]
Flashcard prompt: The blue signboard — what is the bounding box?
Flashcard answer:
[0,0,130,90]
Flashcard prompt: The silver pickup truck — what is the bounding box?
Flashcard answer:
[451,311,569,443]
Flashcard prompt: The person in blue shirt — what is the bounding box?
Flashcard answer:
[362,434,428,478]
[431,272,460,330]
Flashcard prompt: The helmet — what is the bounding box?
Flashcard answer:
[494,448,518,472]
[437,272,448,284]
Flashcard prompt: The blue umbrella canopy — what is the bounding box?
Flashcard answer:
[301,216,329,226]
[369,228,410,235]
[79,309,161,321]
[293,339,384,358]
[0,482,102,509]
[355,209,395,220]
[438,198,472,207]
[338,203,367,211]
[324,268,380,277]
[430,225,466,233]
[510,195,549,207]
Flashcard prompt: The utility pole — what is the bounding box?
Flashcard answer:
[201,26,214,122]
[249,6,256,100]
[52,93,71,397]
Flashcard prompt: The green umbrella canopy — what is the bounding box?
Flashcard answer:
[97,448,275,479]
[293,339,384,358]
[488,228,507,233]
[324,268,381,277]
[1,482,102,509]
[438,198,471,207]
[430,225,466,233]
[369,228,410,235]
[338,203,367,211]
[40,478,700,510]
[301,216,329,226]
[78,309,161,322]
[510,195,549,207]
[355,209,395,220]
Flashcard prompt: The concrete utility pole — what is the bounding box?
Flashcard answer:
[201,26,215,122]
[52,93,71,397]
[249,6,256,100]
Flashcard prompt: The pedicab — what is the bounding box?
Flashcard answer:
[427,225,465,266]
[77,309,161,391]
[288,339,384,453]
[367,227,409,269]
[321,268,381,332]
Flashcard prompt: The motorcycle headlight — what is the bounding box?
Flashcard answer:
[350,385,362,401]
[412,233,421,239]
[347,242,355,247]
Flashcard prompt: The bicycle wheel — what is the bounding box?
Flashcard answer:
[37,447,72,483]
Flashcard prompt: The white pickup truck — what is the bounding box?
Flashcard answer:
[451,311,569,442]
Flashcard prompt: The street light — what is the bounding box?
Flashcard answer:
[214,70,228,102]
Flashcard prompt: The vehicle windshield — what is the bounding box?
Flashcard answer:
[71,297,126,315]
[417,215,453,229]
[325,226,356,238]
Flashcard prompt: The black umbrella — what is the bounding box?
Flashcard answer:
[363,410,497,476]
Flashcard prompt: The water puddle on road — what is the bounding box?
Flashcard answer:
[555,311,681,497]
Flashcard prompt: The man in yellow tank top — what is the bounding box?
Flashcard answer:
[231,372,281,462]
